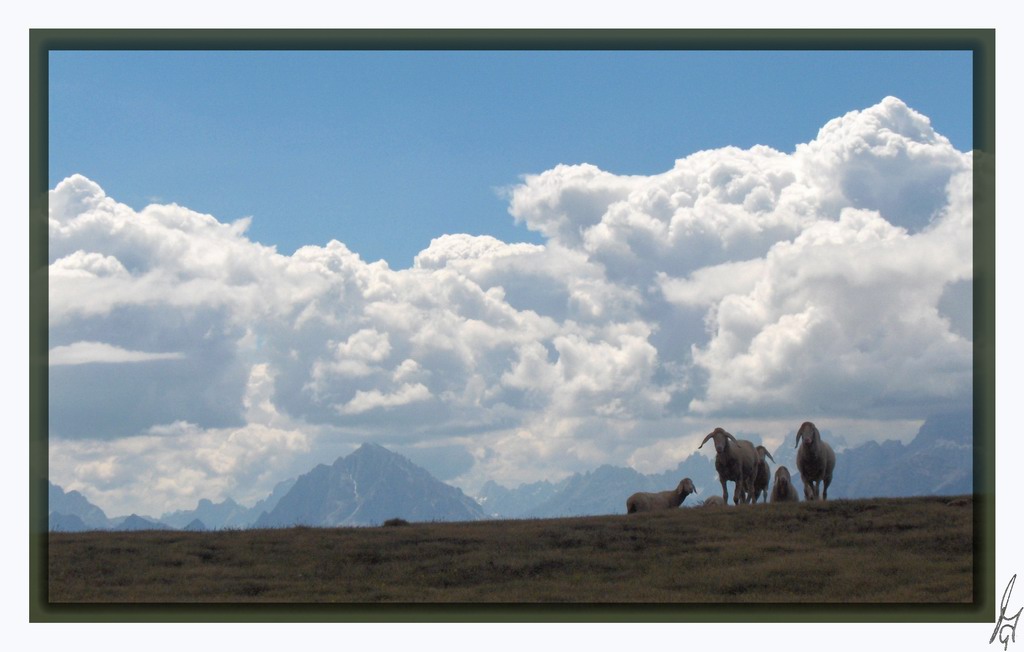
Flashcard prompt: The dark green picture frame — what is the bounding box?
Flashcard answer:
[29,28,996,623]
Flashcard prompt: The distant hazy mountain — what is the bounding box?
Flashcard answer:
[183,518,207,531]
[827,410,972,498]
[246,477,297,522]
[49,512,89,532]
[48,481,112,529]
[161,497,251,530]
[113,514,173,531]
[477,478,568,518]
[253,443,487,527]
[155,476,299,530]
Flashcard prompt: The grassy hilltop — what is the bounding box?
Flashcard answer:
[48,495,973,604]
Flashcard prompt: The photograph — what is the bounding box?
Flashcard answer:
[31,28,994,626]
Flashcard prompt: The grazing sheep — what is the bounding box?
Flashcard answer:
[752,445,776,503]
[770,465,800,503]
[698,427,758,505]
[626,478,697,514]
[699,495,726,508]
[795,421,836,501]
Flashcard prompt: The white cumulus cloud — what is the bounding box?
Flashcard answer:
[49,341,184,366]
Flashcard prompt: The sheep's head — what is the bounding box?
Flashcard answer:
[756,445,775,464]
[699,427,736,454]
[676,478,697,496]
[795,421,820,449]
[774,465,791,483]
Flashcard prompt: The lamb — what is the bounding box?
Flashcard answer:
[751,445,776,503]
[795,421,836,501]
[699,495,726,507]
[698,427,758,505]
[626,478,697,514]
[769,465,800,503]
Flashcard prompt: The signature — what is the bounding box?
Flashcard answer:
[992,574,1023,650]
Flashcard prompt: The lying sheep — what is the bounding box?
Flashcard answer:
[795,421,836,501]
[752,445,776,503]
[699,495,726,508]
[626,478,697,514]
[698,427,758,505]
[769,465,800,503]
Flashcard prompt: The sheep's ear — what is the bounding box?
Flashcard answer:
[795,429,802,448]
[698,432,715,449]
[722,431,737,444]
[765,450,776,463]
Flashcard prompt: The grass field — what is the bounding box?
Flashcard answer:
[47,495,974,604]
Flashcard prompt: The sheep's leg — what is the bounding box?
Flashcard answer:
[740,479,750,504]
[720,479,730,504]
[803,479,815,501]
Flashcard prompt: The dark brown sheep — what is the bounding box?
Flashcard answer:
[769,465,800,503]
[795,421,836,501]
[698,427,758,505]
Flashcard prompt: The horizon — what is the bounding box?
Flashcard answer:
[48,50,973,517]
[51,406,971,521]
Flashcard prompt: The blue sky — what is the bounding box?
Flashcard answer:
[49,49,973,268]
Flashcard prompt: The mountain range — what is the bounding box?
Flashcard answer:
[47,410,973,530]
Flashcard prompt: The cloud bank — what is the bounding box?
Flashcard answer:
[48,97,972,516]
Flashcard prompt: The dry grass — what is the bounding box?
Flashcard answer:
[48,495,974,603]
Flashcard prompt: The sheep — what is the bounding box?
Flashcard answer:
[795,421,836,501]
[626,478,697,514]
[769,465,800,503]
[699,495,726,508]
[751,445,776,503]
[698,427,758,505]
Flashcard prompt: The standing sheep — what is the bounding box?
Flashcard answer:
[795,421,836,501]
[626,478,697,514]
[698,427,758,505]
[752,445,776,503]
[769,465,800,503]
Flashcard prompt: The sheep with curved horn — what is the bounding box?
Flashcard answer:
[770,465,800,503]
[795,421,836,501]
[626,478,697,514]
[752,445,776,503]
[698,427,758,505]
